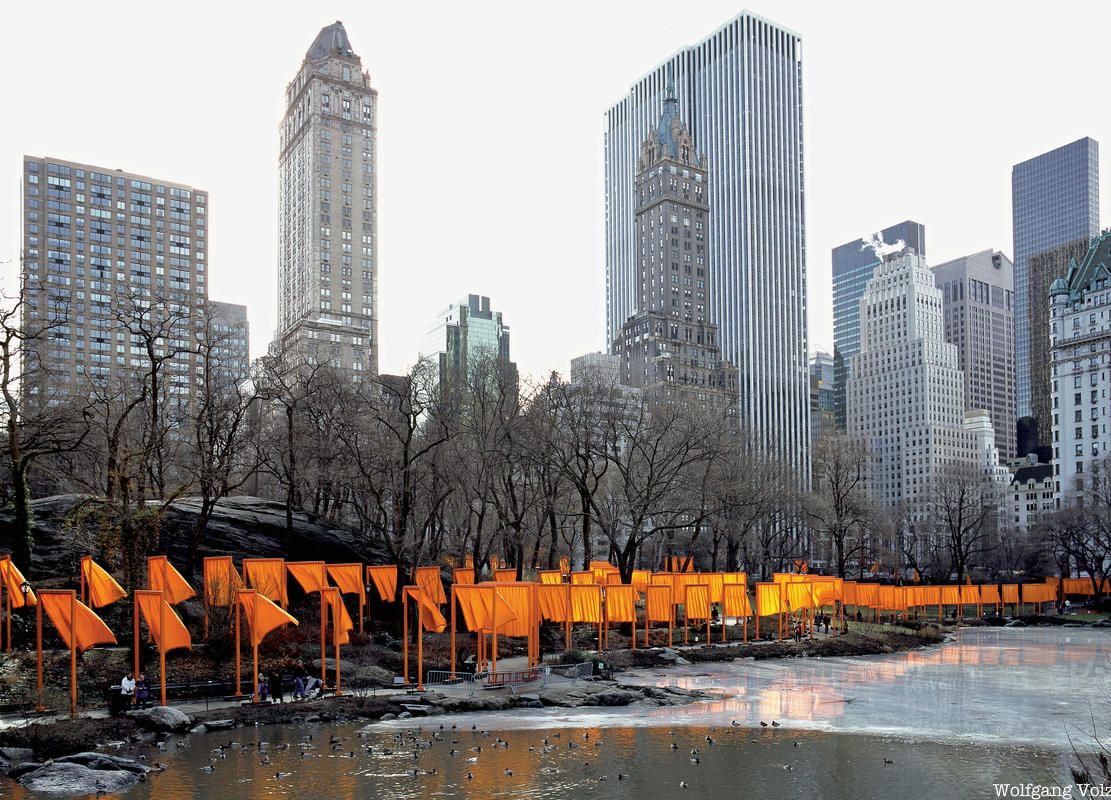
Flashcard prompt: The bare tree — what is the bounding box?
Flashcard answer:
[0,278,88,569]
[182,304,261,575]
[805,433,875,577]
[931,464,997,583]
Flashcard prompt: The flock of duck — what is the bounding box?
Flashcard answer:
[132,716,897,792]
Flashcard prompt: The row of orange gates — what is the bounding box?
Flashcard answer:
[0,553,1105,716]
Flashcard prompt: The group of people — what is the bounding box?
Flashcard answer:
[254,669,326,703]
[119,672,150,709]
[792,612,835,641]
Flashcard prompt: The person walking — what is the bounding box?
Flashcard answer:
[120,672,136,707]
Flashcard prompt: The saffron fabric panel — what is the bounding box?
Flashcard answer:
[366,565,399,602]
[39,592,117,652]
[490,584,534,637]
[203,556,243,607]
[453,585,518,633]
[645,585,672,623]
[136,592,191,653]
[539,570,563,585]
[705,573,725,604]
[287,561,328,594]
[0,557,35,607]
[454,568,476,586]
[411,588,446,634]
[238,591,298,647]
[787,582,815,612]
[414,567,447,605]
[571,585,602,623]
[570,571,595,585]
[494,569,517,583]
[147,556,197,605]
[959,585,980,606]
[684,584,711,620]
[327,564,366,602]
[631,570,651,594]
[1002,584,1020,604]
[756,583,785,616]
[322,589,355,643]
[606,585,637,623]
[82,558,127,608]
[537,584,571,622]
[855,583,879,607]
[244,559,287,606]
[722,584,752,617]
[979,584,1001,604]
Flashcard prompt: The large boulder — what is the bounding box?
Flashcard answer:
[3,495,389,581]
[19,763,140,794]
[17,754,148,794]
[128,706,193,732]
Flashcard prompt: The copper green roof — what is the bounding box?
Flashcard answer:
[1059,229,1111,300]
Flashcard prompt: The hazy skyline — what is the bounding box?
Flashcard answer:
[1,1,1107,379]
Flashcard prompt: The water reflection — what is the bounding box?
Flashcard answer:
[8,721,1067,800]
[5,627,1102,799]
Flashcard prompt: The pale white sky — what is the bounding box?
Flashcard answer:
[1,1,1107,378]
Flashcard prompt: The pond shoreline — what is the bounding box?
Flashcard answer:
[0,623,950,777]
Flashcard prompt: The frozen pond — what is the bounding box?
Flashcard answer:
[9,626,1107,799]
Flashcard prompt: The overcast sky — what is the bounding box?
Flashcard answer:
[1,1,1107,379]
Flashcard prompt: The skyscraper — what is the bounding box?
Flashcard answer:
[420,295,516,393]
[275,21,377,374]
[1049,230,1111,503]
[932,249,1016,460]
[1012,138,1100,426]
[847,250,977,533]
[832,221,926,429]
[611,80,737,413]
[605,12,807,477]
[809,351,834,448]
[20,156,211,403]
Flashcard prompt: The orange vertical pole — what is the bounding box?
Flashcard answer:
[233,598,241,697]
[743,613,748,643]
[402,590,409,686]
[159,598,167,707]
[319,591,326,688]
[450,592,457,679]
[69,591,77,719]
[705,611,710,644]
[632,602,637,651]
[417,613,423,691]
[133,597,140,680]
[333,592,341,696]
[358,588,364,635]
[4,572,10,653]
[252,639,259,703]
[35,596,44,712]
[492,624,499,674]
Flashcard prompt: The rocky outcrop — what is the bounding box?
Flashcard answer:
[1,495,388,580]
[127,706,193,733]
[16,753,149,794]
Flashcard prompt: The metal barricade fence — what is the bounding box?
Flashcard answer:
[484,666,550,694]
[424,670,486,697]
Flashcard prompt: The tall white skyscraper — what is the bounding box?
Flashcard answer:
[604,12,808,480]
[847,250,978,528]
[275,21,377,374]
